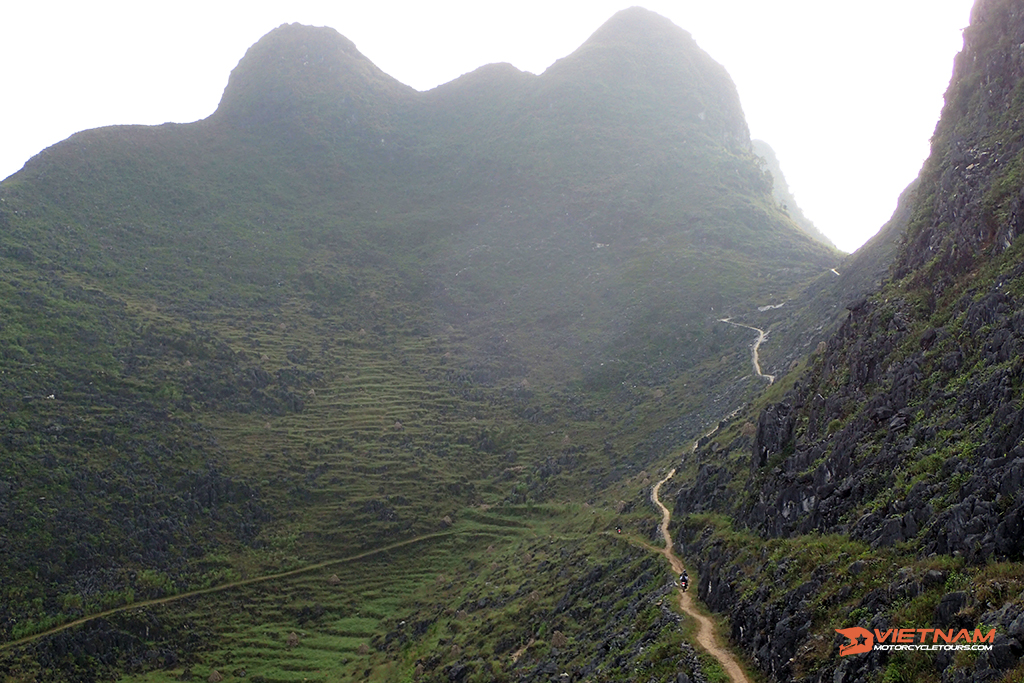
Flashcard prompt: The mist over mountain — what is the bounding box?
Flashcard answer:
[752,139,835,249]
[6,3,1022,682]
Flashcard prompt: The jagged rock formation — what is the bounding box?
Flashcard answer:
[897,0,1024,284]
[672,1,1024,680]
[746,0,1024,563]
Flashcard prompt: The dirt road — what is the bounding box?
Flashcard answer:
[718,318,775,383]
[651,470,750,683]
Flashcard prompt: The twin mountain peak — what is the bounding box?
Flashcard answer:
[216,12,733,159]
[203,6,832,260]
[14,2,1024,681]
[217,7,743,133]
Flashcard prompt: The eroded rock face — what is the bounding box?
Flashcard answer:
[752,402,795,470]
[670,2,1024,680]
[678,522,1024,683]
[732,277,1024,560]
[897,0,1024,286]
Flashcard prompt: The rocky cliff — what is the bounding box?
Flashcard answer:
[670,0,1024,680]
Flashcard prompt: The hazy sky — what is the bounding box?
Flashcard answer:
[2,1,974,252]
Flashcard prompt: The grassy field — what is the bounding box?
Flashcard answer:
[0,500,739,683]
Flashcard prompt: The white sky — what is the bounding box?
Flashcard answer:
[2,1,974,252]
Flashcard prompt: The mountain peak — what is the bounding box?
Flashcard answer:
[542,7,749,151]
[589,6,694,44]
[213,22,414,129]
[562,6,701,68]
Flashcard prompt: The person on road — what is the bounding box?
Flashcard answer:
[680,570,689,592]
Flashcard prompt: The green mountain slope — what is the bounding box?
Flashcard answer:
[668,0,1024,680]
[0,8,838,681]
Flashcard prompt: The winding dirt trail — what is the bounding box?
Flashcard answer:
[718,318,775,383]
[651,470,749,683]
[0,531,458,653]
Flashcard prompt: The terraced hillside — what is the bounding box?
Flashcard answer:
[0,7,838,682]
